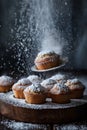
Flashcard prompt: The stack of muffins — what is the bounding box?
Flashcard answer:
[0,50,85,104]
[0,74,85,104]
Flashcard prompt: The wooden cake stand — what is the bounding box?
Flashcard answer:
[0,91,87,124]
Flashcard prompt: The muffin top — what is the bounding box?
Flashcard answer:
[65,78,85,90]
[27,75,42,84]
[24,83,46,94]
[35,50,60,62]
[17,78,32,86]
[50,82,69,94]
[50,74,66,82]
[41,78,57,91]
[0,75,14,86]
[41,78,56,86]
[66,78,80,84]
[12,85,28,90]
[36,50,58,58]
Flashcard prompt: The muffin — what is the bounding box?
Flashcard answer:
[41,78,56,97]
[50,82,70,104]
[24,84,46,104]
[34,50,61,70]
[0,75,14,93]
[50,73,66,83]
[65,78,85,99]
[17,78,32,86]
[27,75,42,84]
[12,78,32,99]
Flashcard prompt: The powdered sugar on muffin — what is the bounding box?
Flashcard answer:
[50,74,66,82]
[41,78,56,85]
[65,78,85,90]
[0,75,14,86]
[50,82,69,94]
[24,84,45,93]
[17,78,32,86]
[67,78,80,84]
[37,50,57,58]
[27,75,42,84]
[12,85,28,90]
[41,78,56,89]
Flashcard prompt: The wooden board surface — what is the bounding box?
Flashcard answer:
[0,92,87,124]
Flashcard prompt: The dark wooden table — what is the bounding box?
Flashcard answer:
[0,72,87,130]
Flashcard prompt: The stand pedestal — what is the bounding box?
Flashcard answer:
[0,92,87,124]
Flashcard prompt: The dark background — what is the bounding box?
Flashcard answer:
[0,0,87,78]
